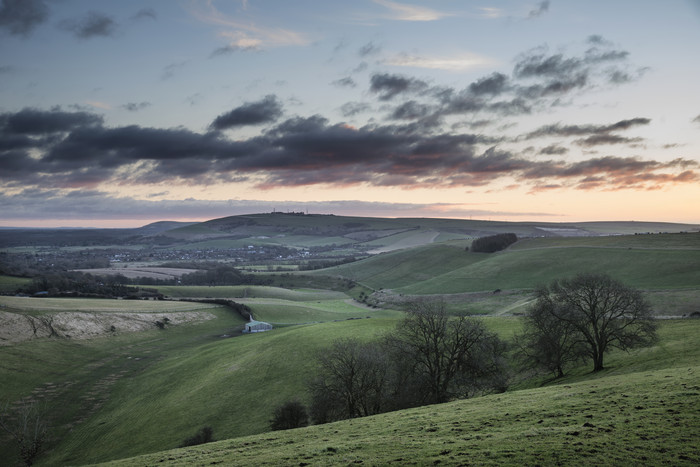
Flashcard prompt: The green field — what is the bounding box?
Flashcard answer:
[2,226,699,466]
[102,319,700,466]
[316,233,700,294]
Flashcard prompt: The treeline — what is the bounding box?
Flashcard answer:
[18,271,142,298]
[271,273,659,432]
[469,233,518,253]
[271,300,509,429]
[0,252,110,277]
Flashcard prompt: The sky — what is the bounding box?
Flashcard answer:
[1,0,700,228]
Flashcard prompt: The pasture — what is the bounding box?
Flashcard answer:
[103,319,700,466]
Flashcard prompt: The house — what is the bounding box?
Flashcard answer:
[243,319,272,333]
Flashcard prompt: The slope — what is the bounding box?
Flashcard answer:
[100,319,700,466]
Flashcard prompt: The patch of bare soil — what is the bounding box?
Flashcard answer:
[0,310,216,345]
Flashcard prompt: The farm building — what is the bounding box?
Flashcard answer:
[243,319,272,333]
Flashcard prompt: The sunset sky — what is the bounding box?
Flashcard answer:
[1,0,699,227]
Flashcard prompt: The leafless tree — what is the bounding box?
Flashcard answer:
[540,273,657,372]
[386,299,507,404]
[515,286,586,378]
[0,400,48,466]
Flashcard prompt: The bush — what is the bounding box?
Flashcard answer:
[270,400,309,431]
[179,426,214,447]
[470,233,518,253]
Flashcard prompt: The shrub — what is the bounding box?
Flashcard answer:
[470,233,518,253]
[270,400,309,431]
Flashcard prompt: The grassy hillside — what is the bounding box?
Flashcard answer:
[315,233,700,294]
[101,319,700,466]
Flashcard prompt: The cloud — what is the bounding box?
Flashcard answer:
[210,95,284,130]
[0,107,103,134]
[1,40,695,197]
[161,61,188,81]
[131,8,156,21]
[693,114,700,124]
[0,0,48,37]
[1,107,696,194]
[340,102,371,117]
[331,77,357,88]
[59,11,117,39]
[528,1,550,19]
[385,53,494,71]
[122,102,151,112]
[539,145,568,155]
[191,1,309,52]
[0,190,558,222]
[372,0,450,21]
[524,118,651,147]
[0,65,13,73]
[369,73,429,100]
[359,41,381,57]
[210,43,259,57]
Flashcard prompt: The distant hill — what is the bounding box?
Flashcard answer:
[154,213,700,252]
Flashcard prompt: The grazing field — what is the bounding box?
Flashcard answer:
[152,285,349,301]
[318,234,700,294]
[101,319,700,467]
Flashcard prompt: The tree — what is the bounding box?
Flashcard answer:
[309,338,391,423]
[269,400,309,431]
[540,273,657,372]
[0,400,48,466]
[386,300,507,404]
[515,286,586,378]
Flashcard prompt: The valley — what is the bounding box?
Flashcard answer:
[0,213,699,465]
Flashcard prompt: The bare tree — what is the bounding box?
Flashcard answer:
[515,286,586,378]
[0,400,48,466]
[386,300,507,404]
[309,338,390,422]
[542,273,657,372]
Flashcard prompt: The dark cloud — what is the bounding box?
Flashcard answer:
[121,102,151,112]
[539,144,568,155]
[59,11,117,39]
[1,39,695,196]
[525,118,651,143]
[574,134,643,147]
[528,1,550,18]
[0,107,696,193]
[210,95,283,130]
[0,107,103,134]
[693,115,700,124]
[390,101,431,120]
[369,73,429,101]
[0,0,48,37]
[469,73,509,96]
[0,65,13,73]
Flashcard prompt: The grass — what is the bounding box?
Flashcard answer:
[322,241,700,294]
[101,319,700,467]
[151,285,348,301]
